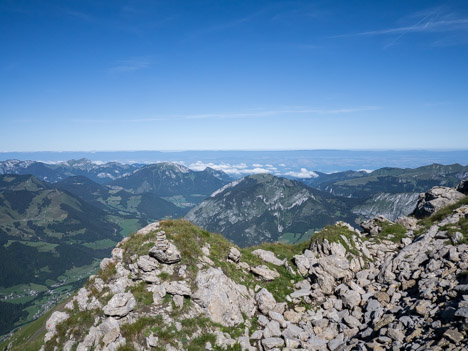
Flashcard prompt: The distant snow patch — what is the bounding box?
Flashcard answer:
[210,179,243,197]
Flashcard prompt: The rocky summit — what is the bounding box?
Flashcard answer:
[4,183,468,351]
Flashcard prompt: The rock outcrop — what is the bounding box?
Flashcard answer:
[413,186,465,218]
[192,267,256,326]
[13,185,467,351]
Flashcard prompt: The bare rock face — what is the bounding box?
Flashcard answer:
[397,216,419,231]
[98,317,121,347]
[163,281,192,296]
[256,288,277,315]
[137,221,160,235]
[192,267,256,326]
[252,249,285,266]
[361,215,392,236]
[149,230,181,264]
[103,292,136,318]
[251,265,280,281]
[227,247,241,263]
[44,311,69,342]
[136,255,159,272]
[413,186,465,218]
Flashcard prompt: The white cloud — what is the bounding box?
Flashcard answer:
[127,106,379,122]
[188,162,319,178]
[110,57,151,73]
[249,168,270,174]
[187,161,276,176]
[357,169,373,173]
[188,161,249,175]
[285,168,319,179]
[349,18,468,37]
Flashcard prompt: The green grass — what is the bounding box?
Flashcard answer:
[160,219,307,302]
[417,196,468,233]
[45,309,95,351]
[278,230,314,244]
[121,230,158,264]
[97,261,117,283]
[129,282,153,306]
[0,283,48,295]
[119,314,242,351]
[4,240,58,253]
[107,216,141,237]
[158,272,172,281]
[440,216,468,245]
[57,259,100,284]
[375,222,407,243]
[120,316,161,346]
[82,239,118,250]
[311,224,360,257]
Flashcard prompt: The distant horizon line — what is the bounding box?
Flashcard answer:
[2,148,468,153]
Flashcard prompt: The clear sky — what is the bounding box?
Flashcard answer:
[1,0,467,151]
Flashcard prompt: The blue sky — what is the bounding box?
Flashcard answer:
[1,0,467,151]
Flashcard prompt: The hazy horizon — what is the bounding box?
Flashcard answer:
[2,149,468,175]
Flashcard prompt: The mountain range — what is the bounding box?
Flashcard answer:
[4,184,467,350]
[109,162,231,208]
[304,163,468,198]
[0,162,233,335]
[0,159,140,184]
[1,159,467,336]
[186,174,358,247]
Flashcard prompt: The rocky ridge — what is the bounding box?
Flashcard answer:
[6,183,468,351]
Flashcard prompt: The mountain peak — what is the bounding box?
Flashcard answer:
[0,174,49,192]
[187,173,356,246]
[65,158,93,166]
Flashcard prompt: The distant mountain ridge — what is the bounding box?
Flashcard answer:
[110,162,231,208]
[186,173,358,247]
[56,176,184,220]
[305,163,468,198]
[0,158,141,184]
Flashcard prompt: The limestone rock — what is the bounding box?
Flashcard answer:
[261,337,284,349]
[136,255,159,272]
[397,216,419,231]
[256,288,277,315]
[137,222,160,235]
[252,249,285,266]
[163,281,192,296]
[192,268,255,326]
[44,311,69,342]
[413,186,465,218]
[98,317,120,346]
[361,216,392,235]
[228,247,241,263]
[250,265,280,281]
[103,292,136,318]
